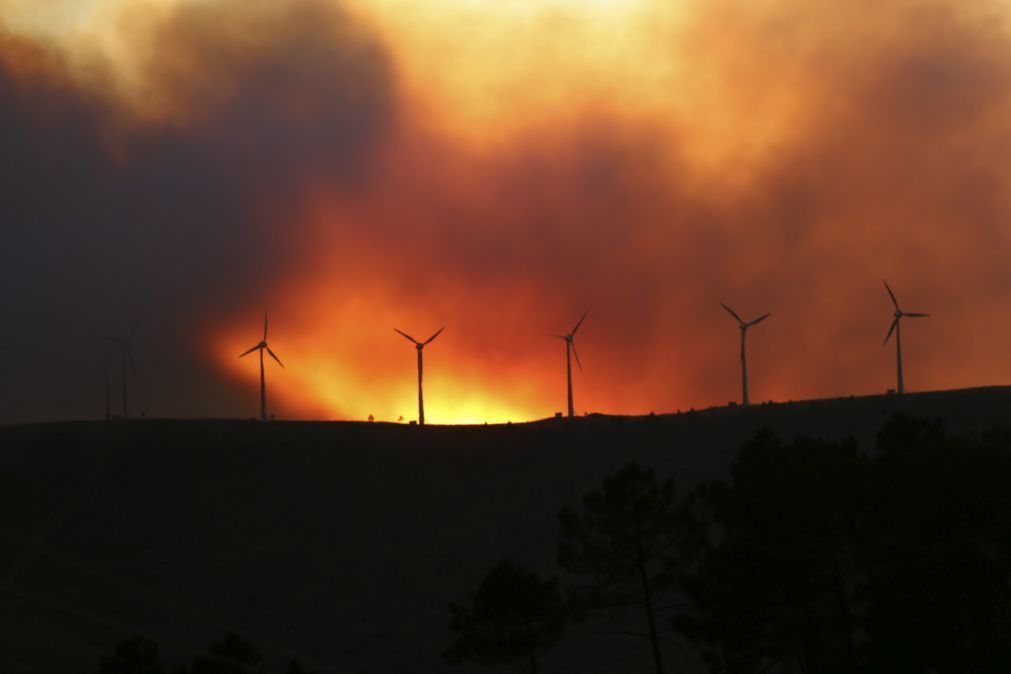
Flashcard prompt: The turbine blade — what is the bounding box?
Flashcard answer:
[125,345,136,376]
[883,280,900,311]
[720,302,744,325]
[904,312,930,318]
[239,344,261,358]
[263,310,269,340]
[266,346,285,368]
[571,311,588,336]
[423,326,445,345]
[128,317,142,341]
[883,318,898,345]
[394,328,420,345]
[571,340,584,373]
[748,312,771,327]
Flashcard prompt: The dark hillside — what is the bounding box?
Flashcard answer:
[1,387,1009,673]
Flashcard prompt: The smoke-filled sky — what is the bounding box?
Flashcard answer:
[2,0,1011,424]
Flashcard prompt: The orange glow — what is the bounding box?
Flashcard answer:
[212,291,560,424]
[5,0,1011,423]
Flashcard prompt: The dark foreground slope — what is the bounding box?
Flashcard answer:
[1,387,1009,674]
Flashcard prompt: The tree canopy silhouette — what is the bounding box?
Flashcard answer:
[95,636,166,674]
[861,415,1011,671]
[558,462,681,674]
[190,634,260,674]
[675,417,1011,672]
[443,560,566,674]
[675,430,866,673]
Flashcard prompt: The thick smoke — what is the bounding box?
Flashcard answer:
[2,0,1011,422]
[0,0,395,421]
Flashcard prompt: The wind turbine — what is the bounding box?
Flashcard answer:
[720,303,770,406]
[103,340,110,421]
[103,318,140,419]
[239,310,284,421]
[883,281,929,394]
[554,311,587,418]
[395,326,444,425]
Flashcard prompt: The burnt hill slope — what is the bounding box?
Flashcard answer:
[1,387,1009,673]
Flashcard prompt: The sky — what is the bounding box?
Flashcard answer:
[2,0,1011,424]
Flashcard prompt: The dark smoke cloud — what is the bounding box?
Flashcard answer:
[0,0,395,421]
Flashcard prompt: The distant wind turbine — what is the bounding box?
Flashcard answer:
[721,303,770,406]
[395,326,444,425]
[104,318,141,419]
[239,310,285,421]
[883,281,929,395]
[103,340,110,421]
[554,311,587,418]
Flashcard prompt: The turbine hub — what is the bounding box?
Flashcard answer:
[895,311,902,318]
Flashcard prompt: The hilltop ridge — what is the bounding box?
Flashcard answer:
[0,385,1009,673]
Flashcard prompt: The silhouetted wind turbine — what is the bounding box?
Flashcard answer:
[395,326,444,425]
[103,340,110,421]
[721,303,770,406]
[103,318,140,419]
[239,310,284,421]
[883,281,929,395]
[554,311,587,418]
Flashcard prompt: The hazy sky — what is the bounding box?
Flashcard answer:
[2,0,1011,424]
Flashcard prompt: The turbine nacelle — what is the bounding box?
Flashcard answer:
[553,311,587,374]
[239,311,284,367]
[721,303,771,330]
[395,326,444,350]
[882,281,929,346]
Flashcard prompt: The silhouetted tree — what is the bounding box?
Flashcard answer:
[558,462,681,674]
[96,636,166,674]
[444,560,566,674]
[860,415,1011,672]
[675,417,1011,673]
[190,634,260,674]
[675,431,866,673]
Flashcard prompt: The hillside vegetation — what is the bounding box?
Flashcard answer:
[1,387,1010,673]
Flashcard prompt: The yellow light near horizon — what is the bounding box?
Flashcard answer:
[215,331,543,425]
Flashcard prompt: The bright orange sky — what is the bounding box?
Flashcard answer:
[3,0,1011,423]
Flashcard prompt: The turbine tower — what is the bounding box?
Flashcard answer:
[554,311,587,418]
[104,318,141,419]
[720,303,770,406]
[103,340,110,421]
[395,326,444,425]
[239,310,285,421]
[883,281,929,394]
